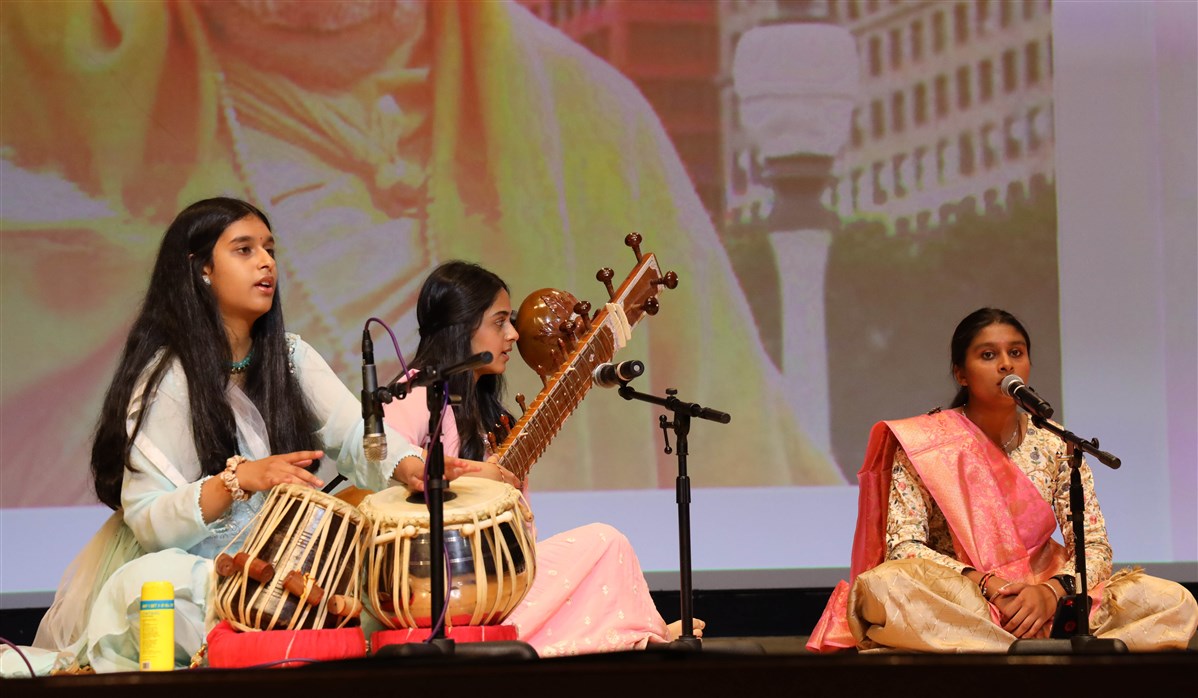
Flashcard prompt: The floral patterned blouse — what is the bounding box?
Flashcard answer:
[885,410,1113,586]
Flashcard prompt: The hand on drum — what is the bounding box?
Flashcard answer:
[392,453,482,492]
[484,455,524,489]
[238,451,326,492]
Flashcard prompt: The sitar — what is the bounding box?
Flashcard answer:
[495,233,677,482]
[336,234,675,507]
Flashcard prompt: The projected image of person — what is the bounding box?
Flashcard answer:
[0,0,840,510]
[381,261,702,656]
[807,308,1198,652]
[10,198,486,675]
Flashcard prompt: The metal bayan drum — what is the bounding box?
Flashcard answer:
[213,484,369,631]
[359,478,536,629]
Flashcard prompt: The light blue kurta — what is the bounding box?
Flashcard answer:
[2,335,419,674]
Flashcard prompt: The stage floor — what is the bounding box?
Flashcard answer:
[8,641,1197,697]
[721,632,1198,653]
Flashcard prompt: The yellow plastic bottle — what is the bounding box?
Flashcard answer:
[138,581,175,671]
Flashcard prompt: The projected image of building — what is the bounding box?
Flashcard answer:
[722,0,1054,231]
[720,0,1060,475]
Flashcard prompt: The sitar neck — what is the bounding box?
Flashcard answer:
[495,319,619,481]
[497,252,665,481]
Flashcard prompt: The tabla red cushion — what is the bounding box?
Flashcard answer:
[371,623,518,651]
[207,620,367,668]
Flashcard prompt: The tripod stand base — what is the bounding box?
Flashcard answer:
[372,624,538,659]
[659,636,702,651]
[373,638,538,660]
[375,637,456,657]
[1008,635,1129,654]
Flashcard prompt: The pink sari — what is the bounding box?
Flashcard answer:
[808,410,1088,652]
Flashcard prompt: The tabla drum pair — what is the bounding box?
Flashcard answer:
[213,478,535,631]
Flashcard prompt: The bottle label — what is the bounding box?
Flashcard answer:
[139,581,175,671]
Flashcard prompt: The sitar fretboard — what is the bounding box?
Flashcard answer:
[495,321,618,481]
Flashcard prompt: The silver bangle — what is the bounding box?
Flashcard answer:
[989,581,1015,600]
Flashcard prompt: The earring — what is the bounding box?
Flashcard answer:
[202,275,212,286]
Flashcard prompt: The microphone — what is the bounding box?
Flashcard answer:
[1001,374,1054,420]
[592,360,644,388]
[362,328,387,461]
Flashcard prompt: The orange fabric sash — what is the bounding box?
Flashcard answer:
[808,410,1068,651]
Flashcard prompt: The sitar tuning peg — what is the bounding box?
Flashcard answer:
[651,271,679,290]
[596,267,615,300]
[486,432,499,452]
[515,393,527,415]
[624,232,643,263]
[573,301,592,332]
[642,296,660,316]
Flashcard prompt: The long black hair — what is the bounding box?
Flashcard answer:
[412,261,514,461]
[948,307,1032,409]
[91,197,320,509]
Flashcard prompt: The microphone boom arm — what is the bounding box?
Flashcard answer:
[1029,416,1121,470]
[386,352,493,399]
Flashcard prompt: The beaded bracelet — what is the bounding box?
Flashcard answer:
[977,571,996,596]
[220,455,250,502]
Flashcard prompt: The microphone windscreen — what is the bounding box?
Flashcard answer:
[1000,374,1024,396]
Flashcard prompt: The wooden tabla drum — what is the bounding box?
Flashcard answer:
[213,484,368,631]
[359,478,536,629]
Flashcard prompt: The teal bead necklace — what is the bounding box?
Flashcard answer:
[229,349,254,374]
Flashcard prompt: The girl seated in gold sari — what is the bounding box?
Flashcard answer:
[809,308,1197,652]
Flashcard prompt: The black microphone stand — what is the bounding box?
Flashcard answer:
[352,325,535,662]
[381,352,491,654]
[1009,417,1127,654]
[617,384,730,651]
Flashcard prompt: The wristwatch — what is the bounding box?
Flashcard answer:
[1051,573,1077,596]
